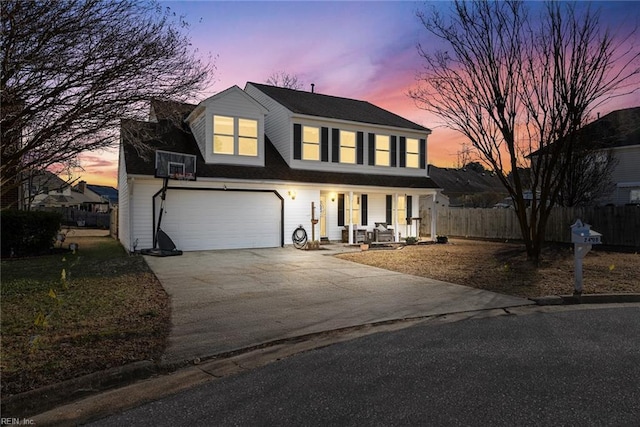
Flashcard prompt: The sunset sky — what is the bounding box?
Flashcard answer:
[76,0,640,188]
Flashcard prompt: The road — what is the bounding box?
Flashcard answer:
[89,306,640,426]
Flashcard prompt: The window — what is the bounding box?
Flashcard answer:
[303,126,320,161]
[397,196,406,225]
[238,118,258,156]
[406,138,419,168]
[631,189,640,203]
[340,130,356,164]
[213,115,259,157]
[213,115,234,155]
[375,135,390,166]
[344,194,360,224]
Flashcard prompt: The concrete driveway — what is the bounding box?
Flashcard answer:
[145,246,533,365]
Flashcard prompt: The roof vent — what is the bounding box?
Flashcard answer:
[311,83,315,93]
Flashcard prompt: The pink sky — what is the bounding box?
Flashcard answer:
[75,1,640,188]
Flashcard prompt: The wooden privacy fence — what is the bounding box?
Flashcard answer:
[110,206,118,238]
[419,205,640,248]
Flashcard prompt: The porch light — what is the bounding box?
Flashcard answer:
[330,193,336,202]
[288,190,297,200]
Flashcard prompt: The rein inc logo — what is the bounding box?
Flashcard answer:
[1,419,34,426]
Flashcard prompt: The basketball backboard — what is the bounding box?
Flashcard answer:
[155,150,197,180]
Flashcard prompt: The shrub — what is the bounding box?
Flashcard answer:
[1,210,62,257]
[405,236,418,245]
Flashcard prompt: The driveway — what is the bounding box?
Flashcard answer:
[144,246,533,364]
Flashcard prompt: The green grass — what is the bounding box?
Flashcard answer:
[1,236,170,397]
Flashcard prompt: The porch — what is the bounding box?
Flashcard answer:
[315,190,438,245]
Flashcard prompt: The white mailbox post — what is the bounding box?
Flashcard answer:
[570,219,602,295]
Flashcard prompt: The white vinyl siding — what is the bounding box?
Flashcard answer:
[117,145,131,251]
[245,83,292,160]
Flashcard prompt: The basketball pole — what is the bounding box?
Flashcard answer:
[154,176,170,249]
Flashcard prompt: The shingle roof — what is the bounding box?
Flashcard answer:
[86,184,119,204]
[428,166,506,195]
[121,119,439,189]
[579,107,640,149]
[247,82,430,132]
[529,106,640,157]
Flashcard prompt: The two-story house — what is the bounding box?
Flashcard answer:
[118,83,441,252]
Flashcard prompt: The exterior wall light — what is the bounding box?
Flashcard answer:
[288,190,297,200]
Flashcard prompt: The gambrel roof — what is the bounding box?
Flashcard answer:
[247,82,430,132]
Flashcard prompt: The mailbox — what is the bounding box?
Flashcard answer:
[570,219,602,296]
[571,220,602,244]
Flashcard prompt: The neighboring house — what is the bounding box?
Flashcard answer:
[579,107,640,205]
[24,170,85,209]
[426,165,507,207]
[24,171,115,212]
[75,181,118,212]
[118,83,441,252]
[528,106,640,206]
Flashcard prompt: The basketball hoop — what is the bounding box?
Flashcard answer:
[155,150,197,181]
[169,172,194,181]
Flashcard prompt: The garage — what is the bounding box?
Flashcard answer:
[156,189,282,251]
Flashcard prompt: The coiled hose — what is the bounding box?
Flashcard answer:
[292,225,308,249]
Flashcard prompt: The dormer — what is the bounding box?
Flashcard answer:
[186,86,269,167]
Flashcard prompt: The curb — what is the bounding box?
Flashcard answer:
[1,360,159,419]
[5,296,639,421]
[531,293,640,306]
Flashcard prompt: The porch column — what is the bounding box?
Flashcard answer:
[431,192,437,242]
[348,191,354,245]
[394,193,400,242]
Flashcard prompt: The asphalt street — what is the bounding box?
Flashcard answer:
[89,306,640,426]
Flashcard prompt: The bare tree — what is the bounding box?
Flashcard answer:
[455,142,474,169]
[410,0,640,263]
[266,71,305,90]
[557,148,617,207]
[1,0,215,208]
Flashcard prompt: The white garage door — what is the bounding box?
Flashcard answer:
[158,190,281,251]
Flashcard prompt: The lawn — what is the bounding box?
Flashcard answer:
[337,239,640,298]
[0,236,170,398]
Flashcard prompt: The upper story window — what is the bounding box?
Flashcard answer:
[238,118,258,156]
[340,130,356,164]
[303,126,320,161]
[213,115,258,157]
[406,138,419,168]
[375,135,390,166]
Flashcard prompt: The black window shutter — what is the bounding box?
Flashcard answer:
[361,194,368,226]
[332,128,340,163]
[321,127,329,162]
[420,139,426,169]
[338,194,345,226]
[399,137,406,168]
[368,133,375,165]
[357,132,364,165]
[390,136,397,167]
[293,124,302,160]
[386,195,392,224]
[407,195,413,219]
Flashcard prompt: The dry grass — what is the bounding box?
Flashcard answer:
[337,239,640,298]
[1,236,170,397]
